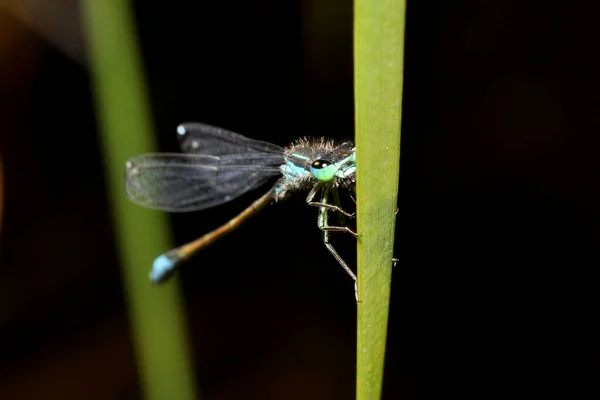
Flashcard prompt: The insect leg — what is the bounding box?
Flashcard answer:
[318,186,358,301]
[319,188,358,236]
[330,187,350,226]
[307,182,355,218]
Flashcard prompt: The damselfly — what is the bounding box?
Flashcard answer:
[125,122,359,295]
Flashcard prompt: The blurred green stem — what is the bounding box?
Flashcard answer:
[81,1,198,399]
[354,0,405,399]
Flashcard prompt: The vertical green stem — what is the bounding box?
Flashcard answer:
[81,1,198,399]
[354,0,405,399]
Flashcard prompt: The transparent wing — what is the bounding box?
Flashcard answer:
[176,122,285,155]
[125,152,284,212]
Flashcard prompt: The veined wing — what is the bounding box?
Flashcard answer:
[125,152,284,212]
[176,122,285,155]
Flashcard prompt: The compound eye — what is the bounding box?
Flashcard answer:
[310,159,336,182]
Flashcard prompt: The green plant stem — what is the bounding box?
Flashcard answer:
[81,1,198,399]
[354,0,406,399]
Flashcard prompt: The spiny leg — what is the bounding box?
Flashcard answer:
[306,183,355,218]
[310,202,355,218]
[317,185,359,301]
[321,226,358,236]
[315,186,357,238]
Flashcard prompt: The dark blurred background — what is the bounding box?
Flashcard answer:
[1,0,600,399]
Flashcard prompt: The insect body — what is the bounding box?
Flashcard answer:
[125,122,358,295]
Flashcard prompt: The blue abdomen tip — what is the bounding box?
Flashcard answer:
[150,254,175,283]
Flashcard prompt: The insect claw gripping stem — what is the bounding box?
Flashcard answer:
[320,226,358,237]
[322,232,359,301]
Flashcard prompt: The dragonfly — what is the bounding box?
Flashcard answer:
[125,122,361,297]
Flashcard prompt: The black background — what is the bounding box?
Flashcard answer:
[1,0,599,398]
